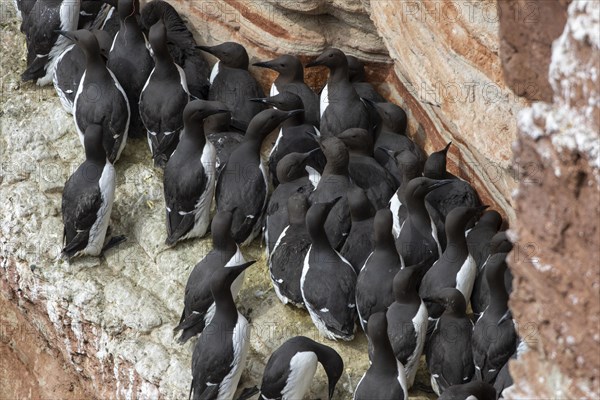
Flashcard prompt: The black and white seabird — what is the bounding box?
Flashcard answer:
[174,211,247,343]
[336,127,396,209]
[140,0,211,99]
[139,18,190,168]
[61,124,121,259]
[395,177,453,279]
[20,0,80,85]
[265,151,319,255]
[355,208,400,332]
[53,29,112,114]
[306,48,370,137]
[354,312,408,400]
[216,109,303,246]
[62,29,129,163]
[371,102,426,185]
[308,136,354,250]
[198,42,265,130]
[107,0,154,139]
[424,142,482,247]
[471,231,514,317]
[438,381,497,400]
[259,336,343,400]
[387,149,424,237]
[468,211,505,316]
[190,260,256,400]
[163,100,227,246]
[386,264,428,389]
[425,287,475,395]
[302,198,357,341]
[472,252,517,384]
[251,91,321,186]
[340,187,375,275]
[269,193,311,308]
[254,54,320,127]
[420,206,487,319]
[346,55,386,103]
[203,104,244,176]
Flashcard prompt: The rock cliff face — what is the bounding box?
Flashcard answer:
[173,0,525,220]
[1,0,598,398]
[505,1,600,398]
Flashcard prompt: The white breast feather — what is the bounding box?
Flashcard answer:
[405,301,428,388]
[320,83,329,117]
[282,352,318,399]
[389,193,402,238]
[209,61,220,84]
[456,253,477,304]
[217,313,249,400]
[269,82,279,97]
[180,141,216,241]
[82,162,116,256]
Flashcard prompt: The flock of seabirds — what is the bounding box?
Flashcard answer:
[15,0,525,398]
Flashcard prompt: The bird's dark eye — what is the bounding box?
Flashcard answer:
[329,54,333,58]
[280,63,285,67]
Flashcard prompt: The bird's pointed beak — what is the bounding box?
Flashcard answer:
[285,109,304,119]
[196,45,213,54]
[305,55,323,68]
[428,179,454,190]
[249,97,268,104]
[56,30,75,41]
[300,147,320,161]
[253,61,274,70]
[443,141,452,154]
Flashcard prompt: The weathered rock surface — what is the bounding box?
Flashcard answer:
[506,0,600,398]
[3,0,598,398]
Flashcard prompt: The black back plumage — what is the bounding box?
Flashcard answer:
[251,91,320,187]
[425,287,474,394]
[190,260,255,400]
[396,177,453,280]
[53,29,112,114]
[309,136,353,250]
[164,100,227,246]
[269,193,311,307]
[420,206,485,319]
[354,312,407,400]
[254,54,320,127]
[306,48,370,137]
[372,102,426,185]
[140,0,210,99]
[139,18,190,168]
[472,252,517,384]
[61,124,112,258]
[260,336,343,400]
[21,0,80,84]
[216,109,302,245]
[174,211,243,343]
[424,142,482,248]
[336,127,396,209]
[303,198,357,341]
[438,381,497,400]
[65,29,129,163]
[346,55,386,103]
[199,42,265,130]
[204,108,244,176]
[340,187,376,275]
[107,0,153,138]
[266,151,317,254]
[355,208,400,332]
[468,211,504,316]
[386,263,427,388]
